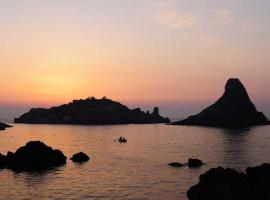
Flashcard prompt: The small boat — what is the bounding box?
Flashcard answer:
[118,137,127,143]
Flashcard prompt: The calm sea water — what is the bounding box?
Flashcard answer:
[0,124,270,200]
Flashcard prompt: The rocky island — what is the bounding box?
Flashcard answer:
[14,97,170,125]
[0,122,12,131]
[171,78,269,127]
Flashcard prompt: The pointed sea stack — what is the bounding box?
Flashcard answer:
[171,78,269,127]
[14,97,170,125]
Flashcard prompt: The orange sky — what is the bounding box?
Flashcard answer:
[0,1,270,119]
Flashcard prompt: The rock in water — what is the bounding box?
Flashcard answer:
[5,141,67,171]
[188,158,204,168]
[70,152,89,163]
[171,78,269,127]
[187,163,270,200]
[0,122,12,131]
[168,162,185,167]
[14,97,170,125]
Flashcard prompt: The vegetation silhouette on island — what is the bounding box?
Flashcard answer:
[170,78,269,127]
[14,97,170,125]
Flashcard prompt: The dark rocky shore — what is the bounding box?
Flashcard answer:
[187,163,270,200]
[171,78,269,127]
[14,97,170,125]
[0,122,12,131]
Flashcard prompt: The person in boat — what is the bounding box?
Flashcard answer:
[118,136,127,143]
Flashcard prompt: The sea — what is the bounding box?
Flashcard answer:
[0,123,270,200]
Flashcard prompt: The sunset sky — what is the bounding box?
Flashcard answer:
[1,0,270,120]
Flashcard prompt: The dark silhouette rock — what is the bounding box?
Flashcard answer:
[188,158,204,168]
[70,152,89,163]
[171,78,269,127]
[246,163,270,200]
[168,162,185,167]
[0,122,12,131]
[187,167,249,200]
[14,97,170,125]
[5,141,66,171]
[0,153,6,169]
[187,164,270,200]
[152,107,160,116]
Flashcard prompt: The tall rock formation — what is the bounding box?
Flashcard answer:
[171,78,269,127]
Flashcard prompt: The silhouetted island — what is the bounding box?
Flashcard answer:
[14,97,170,125]
[0,122,12,131]
[170,78,269,127]
[187,163,270,200]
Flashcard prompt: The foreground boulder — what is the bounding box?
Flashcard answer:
[70,152,89,163]
[14,97,170,125]
[0,122,12,131]
[188,158,204,168]
[246,164,270,200]
[187,163,270,200]
[171,78,269,127]
[5,141,67,171]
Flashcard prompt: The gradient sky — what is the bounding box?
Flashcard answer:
[0,0,270,120]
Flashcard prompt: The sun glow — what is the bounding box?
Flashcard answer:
[0,0,269,118]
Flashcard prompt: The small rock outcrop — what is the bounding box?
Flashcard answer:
[187,163,270,200]
[188,158,204,168]
[171,78,269,127]
[14,97,170,125]
[0,122,12,131]
[3,141,67,171]
[168,162,185,167]
[70,152,89,163]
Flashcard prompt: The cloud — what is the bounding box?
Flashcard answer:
[145,1,234,29]
[143,0,196,30]
[201,36,223,45]
[216,9,232,25]
[150,10,195,29]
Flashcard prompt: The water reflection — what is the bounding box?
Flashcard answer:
[221,128,252,170]
[222,127,252,135]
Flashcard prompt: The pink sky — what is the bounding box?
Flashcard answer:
[0,1,269,120]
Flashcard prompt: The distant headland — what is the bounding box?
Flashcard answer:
[14,97,170,125]
[0,122,12,131]
[170,78,269,127]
